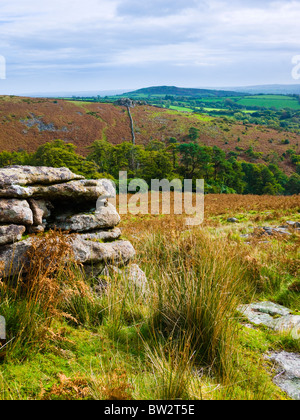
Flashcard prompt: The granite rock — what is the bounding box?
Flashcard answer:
[0,199,33,225]
[0,225,26,246]
[0,165,83,188]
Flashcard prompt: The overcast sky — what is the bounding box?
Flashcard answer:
[0,0,299,94]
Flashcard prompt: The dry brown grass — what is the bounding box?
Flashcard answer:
[0,193,298,399]
[117,193,300,236]
[42,374,91,400]
[0,230,97,359]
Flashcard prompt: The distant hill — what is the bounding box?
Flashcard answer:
[123,86,246,98]
[221,85,300,95]
[19,84,300,98]
[0,95,299,175]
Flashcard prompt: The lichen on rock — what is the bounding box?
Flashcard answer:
[0,166,136,280]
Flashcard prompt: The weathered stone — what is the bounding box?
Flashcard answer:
[114,98,136,108]
[238,302,300,338]
[0,199,33,225]
[0,225,26,246]
[0,167,133,281]
[123,264,148,293]
[271,228,291,236]
[227,217,239,223]
[0,165,83,188]
[286,221,300,228]
[253,226,292,237]
[0,235,135,278]
[267,351,300,400]
[0,184,33,199]
[238,301,291,327]
[70,236,135,266]
[28,199,51,225]
[238,305,275,327]
[52,202,120,232]
[0,178,116,200]
[31,179,116,201]
[248,301,291,316]
[271,315,300,339]
[240,234,250,239]
[27,225,45,234]
[0,238,33,277]
[265,226,291,236]
[79,227,122,242]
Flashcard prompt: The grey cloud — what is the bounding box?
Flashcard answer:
[0,0,299,94]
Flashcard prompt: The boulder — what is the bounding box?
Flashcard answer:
[0,165,83,187]
[0,238,33,277]
[238,302,300,338]
[240,301,291,317]
[0,199,33,225]
[0,184,33,199]
[29,179,116,201]
[28,199,51,225]
[252,226,292,237]
[286,221,300,229]
[271,315,300,339]
[79,227,122,242]
[0,179,115,200]
[70,236,135,266]
[0,166,134,281]
[227,217,239,223]
[270,227,291,236]
[0,234,135,277]
[0,225,26,246]
[266,352,300,400]
[52,202,120,232]
[238,301,291,327]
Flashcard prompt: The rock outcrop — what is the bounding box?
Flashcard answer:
[266,351,300,400]
[238,301,300,400]
[0,166,136,278]
[238,301,300,338]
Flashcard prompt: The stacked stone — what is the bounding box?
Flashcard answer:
[0,166,135,278]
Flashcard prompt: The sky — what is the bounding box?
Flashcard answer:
[0,0,299,95]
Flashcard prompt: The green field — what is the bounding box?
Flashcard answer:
[169,105,194,112]
[236,95,300,110]
[144,94,300,113]
[65,92,300,112]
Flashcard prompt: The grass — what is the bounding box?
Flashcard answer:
[168,105,194,113]
[237,96,300,110]
[147,94,300,112]
[0,194,299,400]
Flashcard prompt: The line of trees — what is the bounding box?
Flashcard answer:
[0,139,299,195]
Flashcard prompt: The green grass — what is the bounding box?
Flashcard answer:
[169,105,194,112]
[237,96,300,110]
[0,202,299,400]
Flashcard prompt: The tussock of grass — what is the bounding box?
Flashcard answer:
[0,194,299,400]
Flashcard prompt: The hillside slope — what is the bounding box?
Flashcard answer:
[123,85,246,97]
[0,96,299,174]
